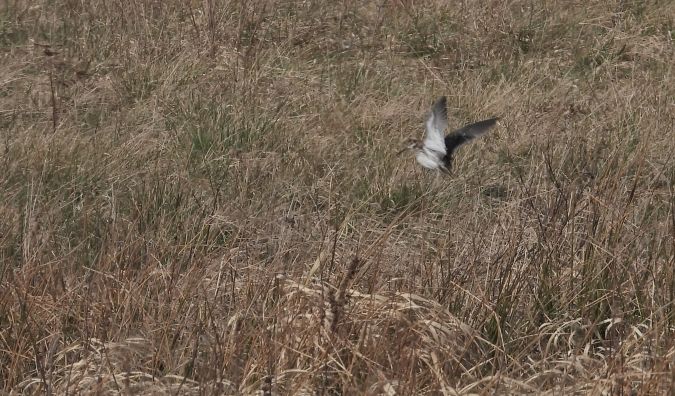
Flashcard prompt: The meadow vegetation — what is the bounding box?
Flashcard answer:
[1,0,674,394]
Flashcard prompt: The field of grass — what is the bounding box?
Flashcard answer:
[1,0,674,394]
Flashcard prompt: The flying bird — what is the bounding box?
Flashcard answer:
[398,96,498,173]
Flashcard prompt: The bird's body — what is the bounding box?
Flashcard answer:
[415,147,446,170]
[399,96,498,172]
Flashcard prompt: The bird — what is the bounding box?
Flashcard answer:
[397,96,499,173]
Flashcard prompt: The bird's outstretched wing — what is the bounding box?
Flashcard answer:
[444,117,499,155]
[423,96,449,156]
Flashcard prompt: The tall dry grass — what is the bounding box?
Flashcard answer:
[1,0,673,394]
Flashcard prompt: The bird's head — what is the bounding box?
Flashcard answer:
[396,138,422,155]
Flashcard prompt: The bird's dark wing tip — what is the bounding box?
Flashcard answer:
[482,117,500,125]
[432,96,448,119]
[453,117,500,135]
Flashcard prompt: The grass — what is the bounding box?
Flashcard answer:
[1,0,673,394]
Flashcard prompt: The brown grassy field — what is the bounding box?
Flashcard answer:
[1,0,674,394]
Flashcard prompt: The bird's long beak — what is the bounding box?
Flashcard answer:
[396,147,409,156]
